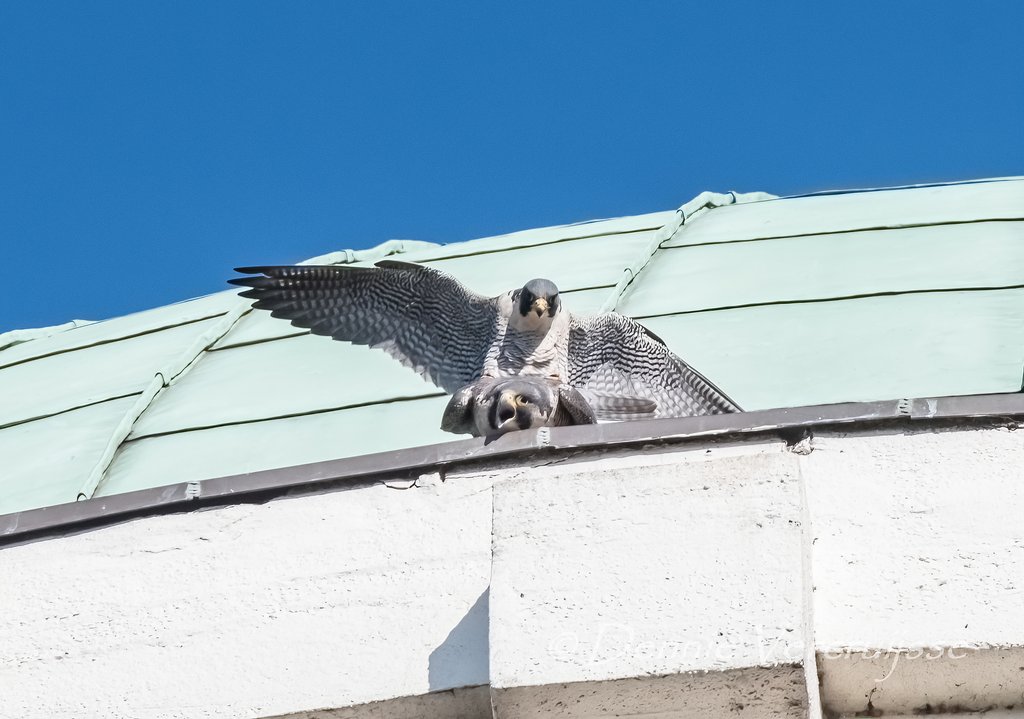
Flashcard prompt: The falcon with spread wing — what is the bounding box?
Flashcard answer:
[228,261,740,418]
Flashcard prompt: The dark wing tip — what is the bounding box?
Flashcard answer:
[229,266,304,289]
[227,277,261,288]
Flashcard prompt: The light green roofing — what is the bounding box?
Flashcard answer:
[1,178,1022,515]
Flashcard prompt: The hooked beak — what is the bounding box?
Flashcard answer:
[496,392,520,430]
[530,297,549,317]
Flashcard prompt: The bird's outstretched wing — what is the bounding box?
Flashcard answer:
[229,261,502,393]
[568,314,741,416]
[575,363,659,421]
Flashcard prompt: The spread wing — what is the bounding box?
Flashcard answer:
[229,261,502,393]
[568,313,741,417]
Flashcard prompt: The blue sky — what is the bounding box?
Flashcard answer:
[1,2,1021,332]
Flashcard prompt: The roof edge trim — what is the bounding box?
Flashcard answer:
[3,391,1021,547]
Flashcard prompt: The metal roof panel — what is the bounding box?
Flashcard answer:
[0,316,224,428]
[0,397,136,514]
[0,291,239,370]
[98,395,451,495]
[666,178,1024,247]
[642,288,1024,410]
[128,333,440,438]
[621,221,1024,316]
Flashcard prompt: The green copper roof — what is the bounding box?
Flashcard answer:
[1,178,1022,515]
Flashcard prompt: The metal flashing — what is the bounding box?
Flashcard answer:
[74,302,253,501]
[779,174,1024,200]
[1,391,1020,547]
[598,190,775,313]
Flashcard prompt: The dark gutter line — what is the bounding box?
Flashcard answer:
[124,391,448,442]
[1,392,1022,547]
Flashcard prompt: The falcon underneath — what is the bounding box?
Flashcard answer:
[441,376,598,438]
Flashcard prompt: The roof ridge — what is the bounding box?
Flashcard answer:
[599,190,775,313]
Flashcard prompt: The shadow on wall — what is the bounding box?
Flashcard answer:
[428,589,490,691]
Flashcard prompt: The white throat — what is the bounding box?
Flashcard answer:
[508,309,555,334]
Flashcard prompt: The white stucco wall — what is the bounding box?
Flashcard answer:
[1,423,1022,718]
[489,452,807,717]
[803,426,1024,715]
[0,474,493,719]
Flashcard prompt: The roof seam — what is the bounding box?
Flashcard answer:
[0,392,143,431]
[69,239,452,502]
[0,313,229,372]
[122,390,448,443]
[413,225,663,263]
[663,217,1024,250]
[599,191,777,313]
[0,319,96,352]
[75,301,254,502]
[635,282,1024,320]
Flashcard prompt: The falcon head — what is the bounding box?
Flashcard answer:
[488,378,557,434]
[515,278,561,324]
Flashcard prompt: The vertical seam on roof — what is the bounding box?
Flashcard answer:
[76,239,436,502]
[599,191,776,313]
[74,301,254,502]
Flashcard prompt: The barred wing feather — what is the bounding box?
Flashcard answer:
[568,314,740,417]
[229,261,502,394]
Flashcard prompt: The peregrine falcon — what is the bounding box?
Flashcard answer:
[441,376,599,437]
[229,261,741,417]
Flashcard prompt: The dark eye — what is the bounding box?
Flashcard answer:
[518,394,530,404]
